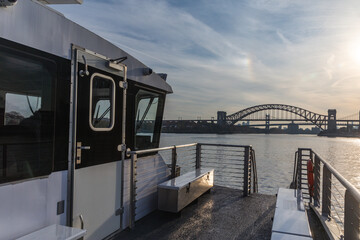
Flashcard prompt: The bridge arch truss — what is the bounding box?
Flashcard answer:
[226,104,328,129]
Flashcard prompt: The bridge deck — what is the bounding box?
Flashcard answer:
[115,186,276,240]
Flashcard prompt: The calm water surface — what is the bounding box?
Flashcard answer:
[160,133,360,194]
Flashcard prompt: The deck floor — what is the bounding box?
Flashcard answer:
[115,186,276,240]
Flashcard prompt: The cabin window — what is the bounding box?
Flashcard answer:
[0,46,55,183]
[5,94,42,125]
[89,73,115,131]
[134,89,164,150]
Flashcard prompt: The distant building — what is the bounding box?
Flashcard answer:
[287,122,299,134]
[311,127,320,134]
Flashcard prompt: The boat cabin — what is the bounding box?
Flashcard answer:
[0,0,172,239]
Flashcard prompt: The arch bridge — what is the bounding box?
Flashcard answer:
[224,104,331,130]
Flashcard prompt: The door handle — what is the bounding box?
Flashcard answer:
[78,146,91,150]
[76,142,90,164]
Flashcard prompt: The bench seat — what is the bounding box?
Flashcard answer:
[271,188,312,240]
[158,168,214,213]
[17,224,86,240]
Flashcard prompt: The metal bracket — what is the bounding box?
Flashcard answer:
[117,144,127,152]
[76,142,82,165]
[186,183,191,193]
[76,142,91,165]
[79,214,84,230]
[108,57,127,71]
[119,81,128,89]
[115,207,124,216]
[79,55,89,77]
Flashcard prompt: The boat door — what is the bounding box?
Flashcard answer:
[71,46,126,240]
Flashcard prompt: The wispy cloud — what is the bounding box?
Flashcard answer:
[54,0,360,119]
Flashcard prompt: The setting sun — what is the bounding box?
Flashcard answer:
[348,40,360,64]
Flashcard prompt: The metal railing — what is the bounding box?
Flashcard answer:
[292,148,360,240]
[127,143,258,229]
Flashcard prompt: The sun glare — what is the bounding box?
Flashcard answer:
[348,41,360,64]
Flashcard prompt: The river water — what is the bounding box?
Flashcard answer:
[160,133,360,194]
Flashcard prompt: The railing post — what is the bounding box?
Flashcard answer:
[297,148,302,190]
[314,154,321,206]
[171,146,177,178]
[129,153,137,229]
[322,164,331,219]
[195,143,201,169]
[249,146,253,194]
[243,146,250,197]
[344,190,360,240]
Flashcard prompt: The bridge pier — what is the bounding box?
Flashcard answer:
[217,111,227,126]
[265,114,270,134]
[328,109,337,132]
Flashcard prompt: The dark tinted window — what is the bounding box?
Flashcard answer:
[90,74,115,130]
[0,47,55,183]
[134,89,164,150]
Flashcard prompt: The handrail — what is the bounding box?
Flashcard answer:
[128,142,257,229]
[294,148,360,240]
[128,143,197,155]
[198,143,253,148]
[128,143,253,155]
[314,152,360,203]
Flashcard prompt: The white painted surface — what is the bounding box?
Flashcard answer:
[47,171,67,225]
[17,224,86,240]
[37,0,83,4]
[272,210,311,237]
[276,188,304,211]
[271,232,313,240]
[72,161,121,240]
[158,168,213,189]
[272,188,312,239]
[122,154,170,228]
[0,171,67,240]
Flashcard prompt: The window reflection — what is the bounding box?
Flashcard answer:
[90,74,115,130]
[0,47,55,183]
[5,93,41,125]
[135,89,162,150]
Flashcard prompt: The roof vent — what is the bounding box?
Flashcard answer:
[158,73,167,81]
[0,0,18,7]
[37,0,83,4]
[143,67,153,76]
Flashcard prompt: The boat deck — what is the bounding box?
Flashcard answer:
[115,186,276,240]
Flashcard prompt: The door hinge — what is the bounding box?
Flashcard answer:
[115,207,124,216]
[117,144,127,152]
[76,142,82,165]
[119,81,128,89]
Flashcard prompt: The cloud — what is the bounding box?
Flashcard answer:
[53,0,360,119]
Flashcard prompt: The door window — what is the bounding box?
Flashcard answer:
[89,73,115,131]
[135,89,164,150]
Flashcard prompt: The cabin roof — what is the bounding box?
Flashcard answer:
[0,0,172,93]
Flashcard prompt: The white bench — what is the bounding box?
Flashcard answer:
[17,224,86,240]
[158,168,214,213]
[271,188,313,240]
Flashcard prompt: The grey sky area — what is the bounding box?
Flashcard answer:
[54,0,360,119]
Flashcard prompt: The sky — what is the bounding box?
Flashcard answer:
[53,0,360,120]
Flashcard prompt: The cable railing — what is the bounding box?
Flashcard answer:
[127,143,258,229]
[292,148,360,240]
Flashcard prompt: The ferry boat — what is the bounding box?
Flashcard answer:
[1,1,359,240]
[0,0,172,239]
